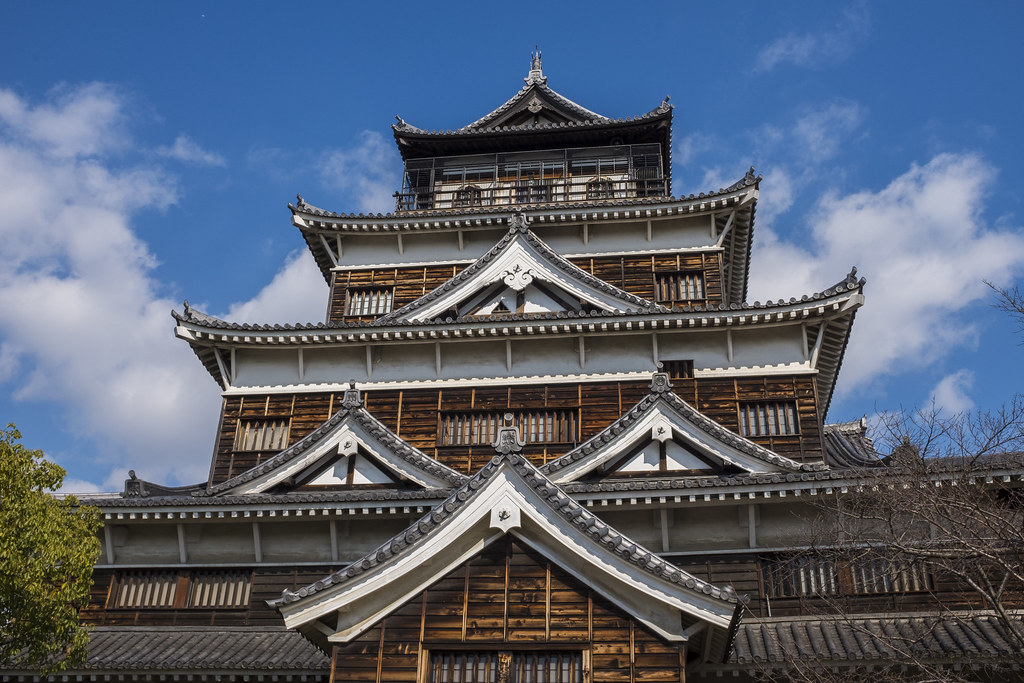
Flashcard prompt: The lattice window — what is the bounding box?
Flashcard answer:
[439,410,578,447]
[188,570,253,608]
[660,359,694,379]
[586,178,614,200]
[430,651,583,683]
[848,557,934,594]
[739,401,799,437]
[110,570,252,609]
[454,185,482,207]
[111,570,180,608]
[346,287,393,316]
[762,556,839,598]
[514,183,551,205]
[655,271,705,303]
[234,418,290,452]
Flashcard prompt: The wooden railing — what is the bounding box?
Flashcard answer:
[395,177,668,212]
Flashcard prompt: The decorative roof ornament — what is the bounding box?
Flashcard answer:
[494,413,525,454]
[508,211,531,233]
[341,380,362,408]
[525,47,546,85]
[649,372,673,394]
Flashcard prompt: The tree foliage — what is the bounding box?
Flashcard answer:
[0,424,101,672]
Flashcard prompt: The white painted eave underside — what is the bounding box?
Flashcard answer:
[175,291,863,347]
[291,189,755,233]
[277,460,736,643]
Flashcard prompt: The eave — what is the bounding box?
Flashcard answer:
[290,173,758,290]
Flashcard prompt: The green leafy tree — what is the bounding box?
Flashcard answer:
[0,424,101,672]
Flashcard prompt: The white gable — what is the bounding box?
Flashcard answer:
[546,397,801,484]
[382,218,663,324]
[277,457,736,646]
[305,453,395,487]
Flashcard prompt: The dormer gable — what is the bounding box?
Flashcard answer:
[271,416,740,661]
[376,212,666,324]
[208,385,466,496]
[541,374,826,484]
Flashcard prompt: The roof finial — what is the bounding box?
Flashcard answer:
[526,47,546,85]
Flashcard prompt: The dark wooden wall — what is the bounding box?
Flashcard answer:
[327,252,723,323]
[210,377,824,484]
[331,537,686,683]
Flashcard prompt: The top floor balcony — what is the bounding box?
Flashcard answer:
[395,143,667,212]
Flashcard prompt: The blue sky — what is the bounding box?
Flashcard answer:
[1,2,1022,491]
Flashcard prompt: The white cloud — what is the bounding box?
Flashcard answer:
[793,101,865,164]
[676,133,712,166]
[755,4,870,73]
[224,249,326,324]
[156,134,226,166]
[0,82,128,158]
[0,84,220,488]
[750,153,1024,396]
[928,370,975,415]
[319,131,402,214]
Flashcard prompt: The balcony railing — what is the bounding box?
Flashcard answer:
[395,176,668,212]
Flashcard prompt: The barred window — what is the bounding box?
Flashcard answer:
[346,287,393,316]
[849,557,934,594]
[762,556,934,598]
[655,271,705,303]
[454,185,482,207]
[439,410,578,447]
[234,418,289,452]
[739,401,799,437]
[430,651,583,683]
[586,178,614,200]
[762,556,839,598]
[110,570,251,609]
[661,359,694,380]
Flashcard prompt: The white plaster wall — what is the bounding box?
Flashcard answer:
[731,327,804,368]
[331,215,717,269]
[259,520,333,563]
[107,523,179,564]
[303,346,367,385]
[234,348,298,387]
[185,522,259,563]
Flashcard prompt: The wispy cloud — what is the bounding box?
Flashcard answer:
[750,153,1024,399]
[928,369,975,415]
[793,101,865,164]
[755,4,870,73]
[156,134,226,166]
[319,131,402,214]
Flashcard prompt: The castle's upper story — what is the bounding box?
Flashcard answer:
[391,50,673,213]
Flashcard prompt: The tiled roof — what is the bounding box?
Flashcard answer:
[172,263,862,334]
[289,169,756,222]
[27,626,329,673]
[205,386,466,495]
[541,373,824,477]
[374,212,666,324]
[823,418,881,468]
[271,447,739,608]
[729,614,1024,669]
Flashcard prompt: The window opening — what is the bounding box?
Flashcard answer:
[739,402,799,437]
[346,287,393,317]
[655,271,705,303]
[234,418,290,452]
[439,410,578,446]
[110,570,252,609]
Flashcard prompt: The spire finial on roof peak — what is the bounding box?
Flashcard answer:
[526,46,546,85]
